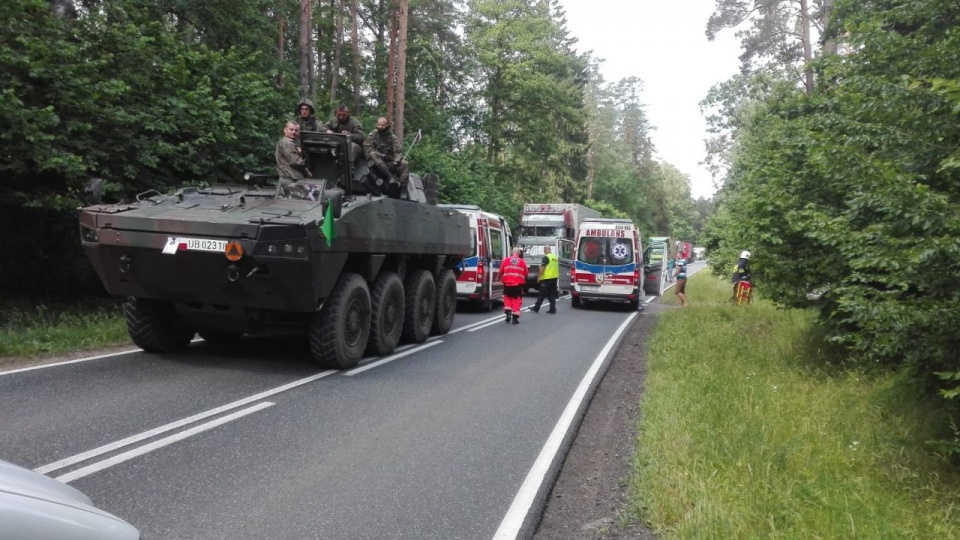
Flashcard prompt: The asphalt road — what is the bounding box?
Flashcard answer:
[1,291,649,540]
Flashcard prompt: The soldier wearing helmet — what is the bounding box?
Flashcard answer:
[295,98,322,133]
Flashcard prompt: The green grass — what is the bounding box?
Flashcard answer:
[0,300,129,359]
[631,272,960,538]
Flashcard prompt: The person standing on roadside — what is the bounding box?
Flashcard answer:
[499,247,528,324]
[674,255,688,307]
[530,245,559,314]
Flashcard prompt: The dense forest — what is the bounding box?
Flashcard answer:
[702,0,960,447]
[0,0,703,297]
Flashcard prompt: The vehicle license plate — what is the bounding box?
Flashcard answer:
[579,284,600,291]
[185,238,228,252]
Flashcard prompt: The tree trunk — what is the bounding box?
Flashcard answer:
[386,7,398,123]
[351,0,360,110]
[331,0,344,104]
[277,14,285,87]
[375,0,387,106]
[799,0,814,95]
[394,0,408,141]
[299,0,312,98]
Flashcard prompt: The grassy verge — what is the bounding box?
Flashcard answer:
[632,272,960,538]
[0,300,129,358]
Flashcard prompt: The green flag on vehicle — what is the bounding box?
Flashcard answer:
[322,201,334,247]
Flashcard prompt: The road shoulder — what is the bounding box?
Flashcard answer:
[533,302,664,539]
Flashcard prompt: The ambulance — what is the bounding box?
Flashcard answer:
[438,204,512,311]
[570,218,644,310]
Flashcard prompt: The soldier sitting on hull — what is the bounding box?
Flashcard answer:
[324,104,364,165]
[276,121,320,200]
[364,117,409,199]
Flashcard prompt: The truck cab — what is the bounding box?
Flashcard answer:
[517,203,600,292]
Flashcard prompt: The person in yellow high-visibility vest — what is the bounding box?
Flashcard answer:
[531,246,559,314]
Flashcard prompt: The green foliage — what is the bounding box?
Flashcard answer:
[703,0,960,444]
[633,273,960,537]
[0,301,128,358]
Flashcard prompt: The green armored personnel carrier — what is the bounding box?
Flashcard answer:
[79,132,470,369]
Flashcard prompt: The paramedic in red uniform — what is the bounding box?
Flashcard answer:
[499,247,529,324]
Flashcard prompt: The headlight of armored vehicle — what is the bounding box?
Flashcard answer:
[259,241,309,259]
[80,225,98,243]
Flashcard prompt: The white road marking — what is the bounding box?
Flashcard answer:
[35,370,336,475]
[56,402,275,484]
[493,311,639,540]
[1,349,140,376]
[2,338,205,376]
[345,341,443,376]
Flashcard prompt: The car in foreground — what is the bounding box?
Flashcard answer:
[0,458,139,540]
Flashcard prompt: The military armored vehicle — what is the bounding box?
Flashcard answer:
[79,132,470,369]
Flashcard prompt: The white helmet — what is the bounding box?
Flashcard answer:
[740,251,751,260]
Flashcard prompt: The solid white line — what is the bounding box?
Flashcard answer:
[35,370,336,475]
[344,341,443,376]
[468,318,509,332]
[56,402,275,484]
[1,349,141,376]
[492,311,639,540]
[448,314,508,334]
[1,338,208,377]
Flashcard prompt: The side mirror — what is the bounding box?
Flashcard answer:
[83,178,105,205]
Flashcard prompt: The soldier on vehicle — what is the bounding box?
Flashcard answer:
[295,98,322,133]
[364,117,409,198]
[324,105,365,164]
[276,121,312,197]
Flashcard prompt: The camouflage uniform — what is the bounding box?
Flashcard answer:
[295,98,322,133]
[325,115,365,162]
[364,127,409,198]
[276,135,307,181]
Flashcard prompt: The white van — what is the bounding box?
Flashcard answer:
[438,205,512,311]
[570,218,644,310]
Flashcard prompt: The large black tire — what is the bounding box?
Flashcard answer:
[310,273,371,369]
[431,269,457,336]
[366,272,405,356]
[572,296,582,309]
[124,297,195,353]
[401,270,436,344]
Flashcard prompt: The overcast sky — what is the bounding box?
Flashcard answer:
[557,0,743,199]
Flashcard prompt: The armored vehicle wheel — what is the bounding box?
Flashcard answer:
[572,296,582,309]
[431,269,457,336]
[124,297,195,353]
[311,273,371,369]
[198,331,243,347]
[401,269,436,344]
[366,272,405,356]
